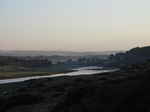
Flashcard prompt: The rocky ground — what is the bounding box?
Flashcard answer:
[0,70,150,112]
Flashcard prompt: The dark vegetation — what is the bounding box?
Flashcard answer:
[0,94,44,112]
[52,71,150,112]
[0,56,52,68]
[0,56,53,79]
[0,46,150,112]
[58,46,150,67]
[57,57,104,66]
[0,46,149,69]
[0,68,150,112]
[108,46,150,66]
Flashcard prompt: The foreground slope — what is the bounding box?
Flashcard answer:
[0,67,150,112]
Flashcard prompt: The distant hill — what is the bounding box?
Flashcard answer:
[0,50,124,57]
[109,46,150,64]
[123,46,150,62]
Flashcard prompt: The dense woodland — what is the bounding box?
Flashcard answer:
[108,46,150,66]
[0,56,52,68]
[57,46,150,67]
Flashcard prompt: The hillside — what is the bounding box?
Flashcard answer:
[109,46,150,65]
[123,46,150,62]
[0,66,150,112]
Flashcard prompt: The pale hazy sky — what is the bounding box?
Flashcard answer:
[0,0,150,51]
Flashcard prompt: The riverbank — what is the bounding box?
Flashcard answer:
[0,70,150,112]
[0,65,82,80]
[0,67,118,84]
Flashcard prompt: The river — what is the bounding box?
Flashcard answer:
[0,66,119,84]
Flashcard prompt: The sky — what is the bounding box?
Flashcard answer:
[0,0,150,51]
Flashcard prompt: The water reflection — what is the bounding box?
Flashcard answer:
[0,66,119,84]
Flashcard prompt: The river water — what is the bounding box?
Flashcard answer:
[0,66,119,84]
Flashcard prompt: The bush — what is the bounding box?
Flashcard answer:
[0,94,44,112]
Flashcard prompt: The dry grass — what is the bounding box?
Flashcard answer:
[0,71,50,79]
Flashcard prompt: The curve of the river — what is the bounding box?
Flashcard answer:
[0,66,119,84]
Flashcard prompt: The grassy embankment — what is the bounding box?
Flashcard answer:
[0,65,82,79]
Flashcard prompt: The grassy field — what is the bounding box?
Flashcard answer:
[0,65,82,79]
[0,71,50,79]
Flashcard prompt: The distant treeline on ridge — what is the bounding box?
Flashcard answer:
[0,56,52,67]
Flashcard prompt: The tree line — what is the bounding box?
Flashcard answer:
[0,56,52,68]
